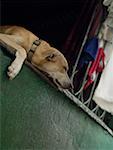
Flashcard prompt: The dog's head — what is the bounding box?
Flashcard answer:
[32,41,72,89]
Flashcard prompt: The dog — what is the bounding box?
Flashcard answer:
[0,26,72,89]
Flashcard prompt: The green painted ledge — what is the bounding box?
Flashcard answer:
[0,49,113,150]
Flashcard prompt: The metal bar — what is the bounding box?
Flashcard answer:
[82,73,99,105]
[71,6,97,82]
[61,89,113,136]
[74,63,92,96]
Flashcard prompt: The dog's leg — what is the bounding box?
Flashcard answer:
[0,33,27,79]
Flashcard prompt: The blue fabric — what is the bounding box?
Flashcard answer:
[78,37,99,68]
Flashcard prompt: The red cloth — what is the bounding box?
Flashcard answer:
[84,48,105,89]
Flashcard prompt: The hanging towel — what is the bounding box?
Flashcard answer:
[93,42,113,114]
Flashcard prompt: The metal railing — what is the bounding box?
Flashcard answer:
[61,4,113,136]
[61,58,113,136]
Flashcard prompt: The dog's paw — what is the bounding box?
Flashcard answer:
[7,63,21,80]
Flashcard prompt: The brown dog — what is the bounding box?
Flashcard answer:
[0,26,72,89]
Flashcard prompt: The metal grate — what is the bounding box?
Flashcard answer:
[62,89,113,136]
[61,58,113,136]
[60,5,113,136]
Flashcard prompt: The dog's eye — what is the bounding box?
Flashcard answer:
[63,66,67,71]
[46,54,55,61]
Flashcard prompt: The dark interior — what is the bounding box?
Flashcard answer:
[1,0,81,45]
[1,0,99,69]
[1,0,78,46]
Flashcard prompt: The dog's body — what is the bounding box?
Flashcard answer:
[0,26,71,89]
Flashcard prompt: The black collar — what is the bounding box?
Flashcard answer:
[27,39,41,62]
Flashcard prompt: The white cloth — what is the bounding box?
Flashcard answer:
[93,42,113,114]
[93,0,113,114]
[103,0,113,28]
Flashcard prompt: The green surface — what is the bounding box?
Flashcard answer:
[0,48,113,150]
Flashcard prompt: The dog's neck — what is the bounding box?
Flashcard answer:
[27,39,41,62]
